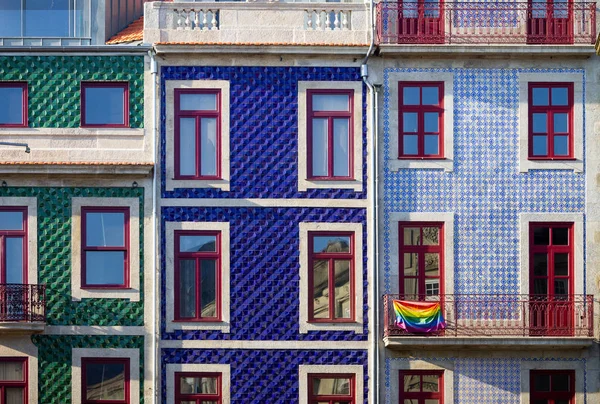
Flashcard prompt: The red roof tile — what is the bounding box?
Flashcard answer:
[107,16,144,45]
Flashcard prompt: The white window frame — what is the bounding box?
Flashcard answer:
[166,80,231,191]
[389,359,454,404]
[298,222,363,334]
[297,81,363,192]
[520,361,583,404]
[166,363,230,404]
[518,73,583,173]
[71,348,140,404]
[71,197,140,301]
[388,72,454,172]
[165,221,230,333]
[298,364,363,404]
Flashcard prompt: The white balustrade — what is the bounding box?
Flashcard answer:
[305,10,351,31]
[174,9,220,31]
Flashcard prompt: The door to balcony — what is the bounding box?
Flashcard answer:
[527,0,573,44]
[398,0,445,44]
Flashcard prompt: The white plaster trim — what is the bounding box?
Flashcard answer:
[71,197,140,301]
[298,365,364,404]
[519,213,584,296]
[0,337,39,404]
[520,360,584,404]
[159,340,369,350]
[44,326,145,335]
[298,222,364,334]
[518,73,584,173]
[389,212,455,295]
[166,363,231,404]
[165,80,231,191]
[297,81,363,192]
[0,197,37,284]
[72,348,140,404]
[165,221,230,333]
[159,198,368,208]
[389,359,454,404]
[0,128,144,137]
[387,72,454,172]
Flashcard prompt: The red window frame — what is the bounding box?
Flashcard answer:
[398,82,444,159]
[528,82,574,159]
[0,82,28,128]
[530,370,575,404]
[81,357,130,404]
[0,357,28,404]
[307,373,355,404]
[399,370,444,404]
[81,207,130,289]
[174,88,222,180]
[306,89,355,181]
[308,231,355,323]
[174,230,222,322]
[398,222,444,298]
[0,207,27,284]
[80,82,130,128]
[175,372,222,404]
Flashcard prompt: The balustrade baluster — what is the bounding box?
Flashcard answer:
[333,11,340,30]
[211,11,218,30]
[325,11,331,30]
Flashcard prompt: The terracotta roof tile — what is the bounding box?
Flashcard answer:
[107,16,144,45]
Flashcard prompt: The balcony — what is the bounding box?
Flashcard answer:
[383,294,594,350]
[376,1,596,46]
[0,284,46,333]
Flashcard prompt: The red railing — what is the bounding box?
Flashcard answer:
[383,294,594,338]
[376,1,596,45]
[0,284,46,323]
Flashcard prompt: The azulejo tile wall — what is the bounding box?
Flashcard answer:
[0,187,144,325]
[161,207,367,341]
[0,56,144,128]
[382,68,586,295]
[160,66,367,199]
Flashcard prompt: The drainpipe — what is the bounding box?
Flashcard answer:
[361,0,379,402]
[148,49,159,404]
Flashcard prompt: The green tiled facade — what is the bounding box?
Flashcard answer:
[0,56,144,128]
[0,186,144,326]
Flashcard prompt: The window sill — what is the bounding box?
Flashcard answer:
[298,179,362,192]
[519,159,583,173]
[71,288,140,302]
[166,178,230,192]
[389,158,453,172]
[299,321,364,334]
[166,320,230,333]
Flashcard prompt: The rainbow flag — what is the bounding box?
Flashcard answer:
[393,300,446,333]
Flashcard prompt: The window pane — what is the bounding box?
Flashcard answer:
[0,361,24,381]
[180,93,217,111]
[424,112,439,132]
[554,136,569,156]
[552,227,569,245]
[0,3,21,36]
[404,278,419,295]
[5,238,24,284]
[25,0,71,37]
[5,387,24,403]
[532,113,547,133]
[312,118,328,176]
[403,135,418,155]
[179,235,217,252]
[552,373,570,391]
[312,94,349,112]
[534,373,551,392]
[424,135,439,155]
[532,136,547,156]
[85,251,125,285]
[426,280,440,296]
[333,118,350,177]
[422,87,439,105]
[179,260,196,318]
[532,87,549,106]
[313,236,351,253]
[0,87,24,125]
[180,376,219,394]
[313,260,329,319]
[179,118,197,176]
[84,86,125,125]
[403,228,421,245]
[403,112,418,132]
[554,279,569,295]
[403,87,420,105]
[533,279,548,295]
[85,212,125,247]
[85,362,126,400]
[200,117,217,176]
[533,227,549,245]
[201,260,217,318]
[422,374,439,392]
[533,254,548,276]
[404,253,418,276]
[422,227,439,245]
[334,260,351,319]
[551,87,569,106]
[312,377,351,395]
[0,211,23,230]
[404,375,420,392]
[425,253,440,277]
[553,113,568,133]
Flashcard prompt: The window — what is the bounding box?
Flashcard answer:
[174,230,221,322]
[307,374,355,404]
[0,83,27,127]
[0,208,27,284]
[174,89,221,180]
[399,223,444,298]
[308,232,355,322]
[399,370,444,404]
[530,223,573,297]
[175,372,222,404]
[399,82,444,159]
[530,370,574,404]
[307,90,354,180]
[81,82,129,128]
[81,207,129,289]
[81,358,129,404]
[0,358,27,404]
[0,0,87,38]
[528,83,573,159]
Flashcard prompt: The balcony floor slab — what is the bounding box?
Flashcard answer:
[0,322,45,334]
[384,336,595,350]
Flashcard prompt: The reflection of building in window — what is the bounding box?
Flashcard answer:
[400,223,443,298]
[400,370,443,403]
[308,374,355,403]
[82,358,129,404]
[176,372,222,403]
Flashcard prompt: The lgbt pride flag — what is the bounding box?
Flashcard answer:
[393,300,446,333]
